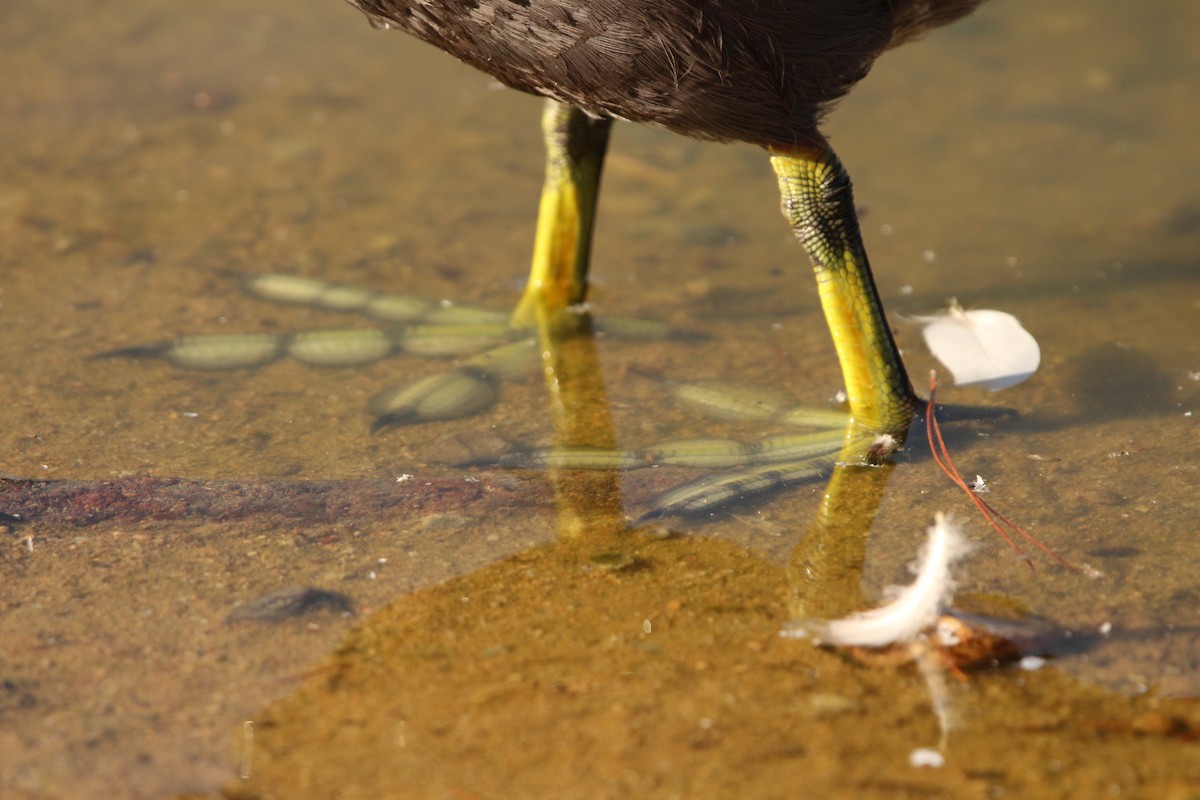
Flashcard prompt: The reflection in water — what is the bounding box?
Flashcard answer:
[788,461,893,619]
[227,318,1200,799]
[99,270,876,521]
[532,307,624,538]
[227,544,1200,797]
[4,0,1200,795]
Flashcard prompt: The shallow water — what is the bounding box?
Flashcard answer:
[2,1,1199,798]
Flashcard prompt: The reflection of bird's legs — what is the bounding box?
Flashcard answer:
[534,311,626,538]
[516,100,623,537]
[787,452,897,620]
[788,467,960,751]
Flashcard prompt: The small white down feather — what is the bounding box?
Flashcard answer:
[785,513,974,647]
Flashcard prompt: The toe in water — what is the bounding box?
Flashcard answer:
[369,368,498,431]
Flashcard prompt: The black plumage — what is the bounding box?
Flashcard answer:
[347,0,983,146]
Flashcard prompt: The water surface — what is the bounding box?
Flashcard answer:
[2,1,1199,797]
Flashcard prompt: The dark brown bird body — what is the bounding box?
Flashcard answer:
[347,0,982,146]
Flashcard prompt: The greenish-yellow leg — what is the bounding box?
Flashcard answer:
[512,100,612,326]
[769,144,918,444]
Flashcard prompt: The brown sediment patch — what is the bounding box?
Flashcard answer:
[224,527,1200,800]
[0,474,550,527]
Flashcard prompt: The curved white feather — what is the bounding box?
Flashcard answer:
[816,513,973,647]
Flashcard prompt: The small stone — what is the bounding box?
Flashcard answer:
[908,748,945,768]
[226,586,355,623]
[1129,711,1186,737]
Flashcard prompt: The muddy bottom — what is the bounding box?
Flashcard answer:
[2,0,1200,798]
[228,525,1200,800]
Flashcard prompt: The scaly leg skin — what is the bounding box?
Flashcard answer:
[769,143,918,453]
[627,144,919,521]
[518,100,623,537]
[468,139,919,522]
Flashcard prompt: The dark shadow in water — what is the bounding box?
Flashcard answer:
[217,314,1200,800]
[1062,342,1177,420]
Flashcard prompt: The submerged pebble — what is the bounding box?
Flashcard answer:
[226,586,355,623]
[908,748,945,768]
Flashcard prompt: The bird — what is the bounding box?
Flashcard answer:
[341,0,986,458]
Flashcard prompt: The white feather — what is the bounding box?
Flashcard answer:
[918,303,1040,391]
[814,513,973,648]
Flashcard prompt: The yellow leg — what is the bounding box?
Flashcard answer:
[512,100,612,327]
[769,144,917,442]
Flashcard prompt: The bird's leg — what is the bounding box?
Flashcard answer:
[769,143,918,451]
[511,100,613,326]
[464,137,921,523]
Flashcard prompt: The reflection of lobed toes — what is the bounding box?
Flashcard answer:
[369,368,498,432]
